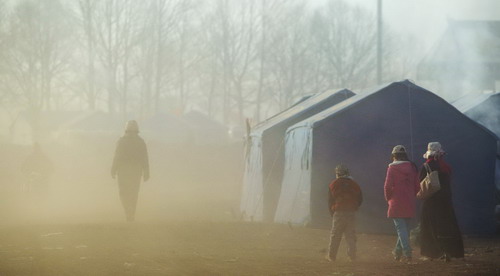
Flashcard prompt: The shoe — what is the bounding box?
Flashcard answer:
[392,250,401,262]
[444,254,450,262]
[325,255,335,262]
[400,256,416,264]
[439,254,451,262]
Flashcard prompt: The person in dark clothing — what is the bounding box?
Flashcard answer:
[111,120,150,222]
[417,142,464,261]
[326,164,363,262]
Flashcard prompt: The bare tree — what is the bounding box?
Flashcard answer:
[74,0,99,110]
[173,0,202,111]
[2,0,73,139]
[0,0,19,129]
[135,0,187,117]
[92,0,142,116]
[265,0,316,111]
[204,0,260,124]
[0,0,426,131]
[311,0,378,89]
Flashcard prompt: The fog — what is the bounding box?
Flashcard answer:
[0,133,242,225]
[0,0,498,226]
[345,0,500,49]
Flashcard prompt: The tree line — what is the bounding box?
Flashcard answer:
[0,0,420,129]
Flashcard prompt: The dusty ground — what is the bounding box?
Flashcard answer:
[1,142,499,275]
[0,221,499,275]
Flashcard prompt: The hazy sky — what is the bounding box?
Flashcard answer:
[315,0,500,51]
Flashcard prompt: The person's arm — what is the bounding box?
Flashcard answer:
[358,185,363,207]
[142,140,150,181]
[418,163,427,181]
[328,181,336,216]
[111,139,122,178]
[416,164,428,199]
[414,170,420,196]
[383,167,393,201]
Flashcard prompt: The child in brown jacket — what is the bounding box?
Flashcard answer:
[326,164,363,262]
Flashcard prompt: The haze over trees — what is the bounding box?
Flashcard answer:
[0,0,420,130]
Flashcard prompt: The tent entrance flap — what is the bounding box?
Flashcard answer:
[240,136,263,221]
[274,127,313,225]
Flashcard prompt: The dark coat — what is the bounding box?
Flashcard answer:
[419,158,464,259]
[111,132,149,180]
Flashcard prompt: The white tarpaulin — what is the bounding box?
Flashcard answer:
[240,134,263,221]
[239,89,354,222]
[274,125,313,225]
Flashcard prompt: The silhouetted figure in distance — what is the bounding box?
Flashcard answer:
[111,120,150,222]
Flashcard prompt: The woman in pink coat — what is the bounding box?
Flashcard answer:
[384,145,420,263]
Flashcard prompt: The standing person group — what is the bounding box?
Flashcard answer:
[383,142,464,263]
[111,120,150,222]
[326,142,464,264]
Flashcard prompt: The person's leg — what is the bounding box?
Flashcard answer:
[118,174,141,222]
[393,218,412,258]
[403,218,413,257]
[392,219,402,260]
[127,182,141,221]
[393,236,403,260]
[328,212,347,261]
[118,181,133,221]
[343,212,357,261]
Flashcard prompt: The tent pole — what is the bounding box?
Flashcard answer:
[377,0,383,85]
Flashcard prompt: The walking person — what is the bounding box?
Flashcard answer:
[326,164,363,262]
[417,142,464,261]
[384,145,420,263]
[111,120,150,222]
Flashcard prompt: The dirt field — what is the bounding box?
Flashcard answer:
[0,221,499,276]
[1,142,499,275]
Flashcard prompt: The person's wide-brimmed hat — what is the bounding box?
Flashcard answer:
[423,142,445,159]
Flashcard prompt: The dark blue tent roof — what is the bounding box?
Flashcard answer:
[293,80,497,235]
[452,92,500,138]
[252,89,355,221]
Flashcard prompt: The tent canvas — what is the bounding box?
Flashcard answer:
[452,92,500,138]
[240,89,355,221]
[275,80,497,235]
[452,92,500,195]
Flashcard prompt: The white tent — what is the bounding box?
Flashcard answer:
[240,133,264,221]
[273,125,313,225]
[240,89,354,222]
